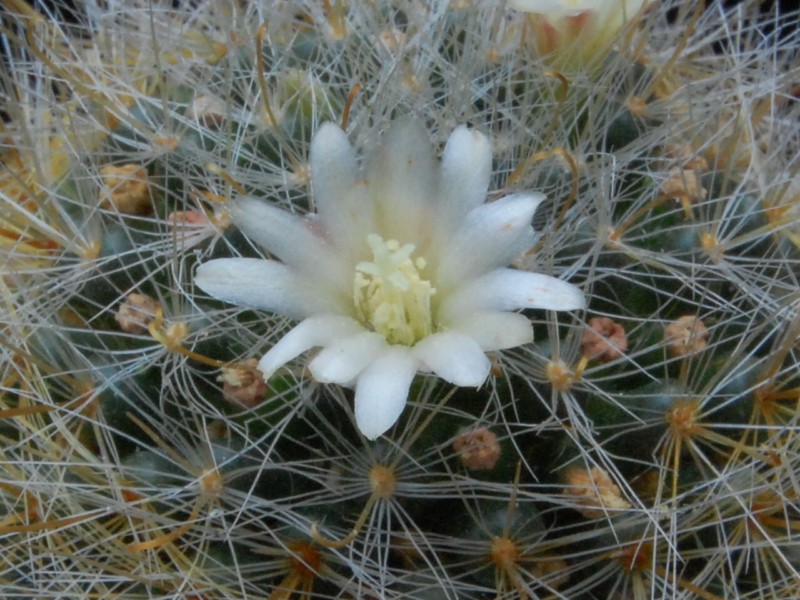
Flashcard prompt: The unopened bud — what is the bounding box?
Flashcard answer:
[453,427,501,471]
[116,293,160,334]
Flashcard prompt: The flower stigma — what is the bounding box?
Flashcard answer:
[353,233,436,346]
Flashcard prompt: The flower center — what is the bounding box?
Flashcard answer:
[353,233,436,346]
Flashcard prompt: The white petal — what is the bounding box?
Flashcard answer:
[353,346,419,440]
[309,331,388,385]
[310,123,358,211]
[195,258,340,318]
[310,123,375,249]
[365,118,437,243]
[508,0,589,15]
[258,315,365,378]
[440,268,585,321]
[412,331,490,387]
[449,312,534,351]
[435,193,543,289]
[439,125,493,220]
[230,197,348,287]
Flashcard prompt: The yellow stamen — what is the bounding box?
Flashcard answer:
[353,234,435,346]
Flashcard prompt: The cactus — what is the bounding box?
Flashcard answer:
[1,0,799,598]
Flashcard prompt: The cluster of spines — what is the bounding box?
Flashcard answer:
[1,0,799,598]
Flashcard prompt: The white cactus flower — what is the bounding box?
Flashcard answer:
[509,0,652,67]
[509,0,647,17]
[195,120,585,440]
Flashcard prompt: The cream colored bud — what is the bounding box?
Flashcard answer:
[116,293,160,334]
[219,359,267,408]
[665,315,709,357]
[100,164,152,215]
[581,316,628,362]
[186,95,226,129]
[564,466,631,519]
[661,167,707,203]
[453,427,501,471]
